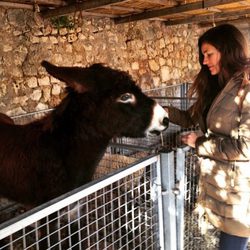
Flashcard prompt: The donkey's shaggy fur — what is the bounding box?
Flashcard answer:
[0,61,169,207]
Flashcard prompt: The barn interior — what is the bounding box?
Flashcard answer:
[1,0,250,26]
[0,0,250,249]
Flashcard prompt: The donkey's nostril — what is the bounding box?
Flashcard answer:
[163,117,169,127]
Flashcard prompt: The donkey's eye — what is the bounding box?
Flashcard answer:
[121,93,131,101]
[117,93,136,104]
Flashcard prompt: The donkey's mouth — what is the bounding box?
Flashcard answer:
[149,130,161,136]
[146,103,169,137]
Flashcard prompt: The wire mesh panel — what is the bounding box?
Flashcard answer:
[181,148,219,250]
[0,154,163,250]
[95,147,150,180]
[144,83,190,108]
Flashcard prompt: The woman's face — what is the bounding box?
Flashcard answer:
[201,42,221,75]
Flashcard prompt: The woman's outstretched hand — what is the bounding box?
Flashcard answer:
[180,132,198,148]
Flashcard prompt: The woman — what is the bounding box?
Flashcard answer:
[167,24,250,249]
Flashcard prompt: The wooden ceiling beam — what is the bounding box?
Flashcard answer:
[114,0,244,24]
[42,0,128,18]
[36,0,65,5]
[199,17,250,28]
[0,1,33,9]
[0,0,65,5]
[78,10,116,18]
[103,5,139,12]
[239,1,250,6]
[137,0,178,6]
[164,8,250,26]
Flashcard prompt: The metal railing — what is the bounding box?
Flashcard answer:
[0,153,164,250]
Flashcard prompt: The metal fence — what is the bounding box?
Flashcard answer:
[0,83,219,250]
[0,151,163,250]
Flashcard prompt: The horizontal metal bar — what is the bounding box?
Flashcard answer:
[109,142,152,152]
[10,108,53,120]
[143,83,190,93]
[148,96,196,100]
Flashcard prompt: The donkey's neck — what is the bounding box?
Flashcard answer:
[40,102,113,187]
[65,136,110,188]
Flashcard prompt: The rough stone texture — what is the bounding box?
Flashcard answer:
[1,8,249,116]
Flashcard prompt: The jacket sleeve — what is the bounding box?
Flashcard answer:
[167,104,198,128]
[196,85,250,161]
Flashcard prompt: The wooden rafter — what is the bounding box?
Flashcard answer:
[137,0,178,6]
[164,8,250,26]
[114,0,244,24]
[36,0,65,5]
[0,1,33,9]
[42,0,128,18]
[239,1,250,7]
[0,0,65,5]
[103,5,139,12]
[1,0,250,26]
[0,0,65,10]
[78,10,116,18]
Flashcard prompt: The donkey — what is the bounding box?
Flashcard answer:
[0,113,14,124]
[0,61,169,208]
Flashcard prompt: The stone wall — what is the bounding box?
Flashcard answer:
[0,8,213,115]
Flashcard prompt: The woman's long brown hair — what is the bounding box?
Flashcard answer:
[189,24,249,116]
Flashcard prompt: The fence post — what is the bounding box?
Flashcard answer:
[160,151,177,250]
[175,147,187,250]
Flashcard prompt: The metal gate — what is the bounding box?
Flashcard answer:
[0,149,164,250]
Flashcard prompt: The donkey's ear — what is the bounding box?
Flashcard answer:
[41,61,89,93]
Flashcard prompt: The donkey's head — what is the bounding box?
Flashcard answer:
[42,61,169,138]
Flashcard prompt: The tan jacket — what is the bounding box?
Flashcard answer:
[168,71,250,237]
